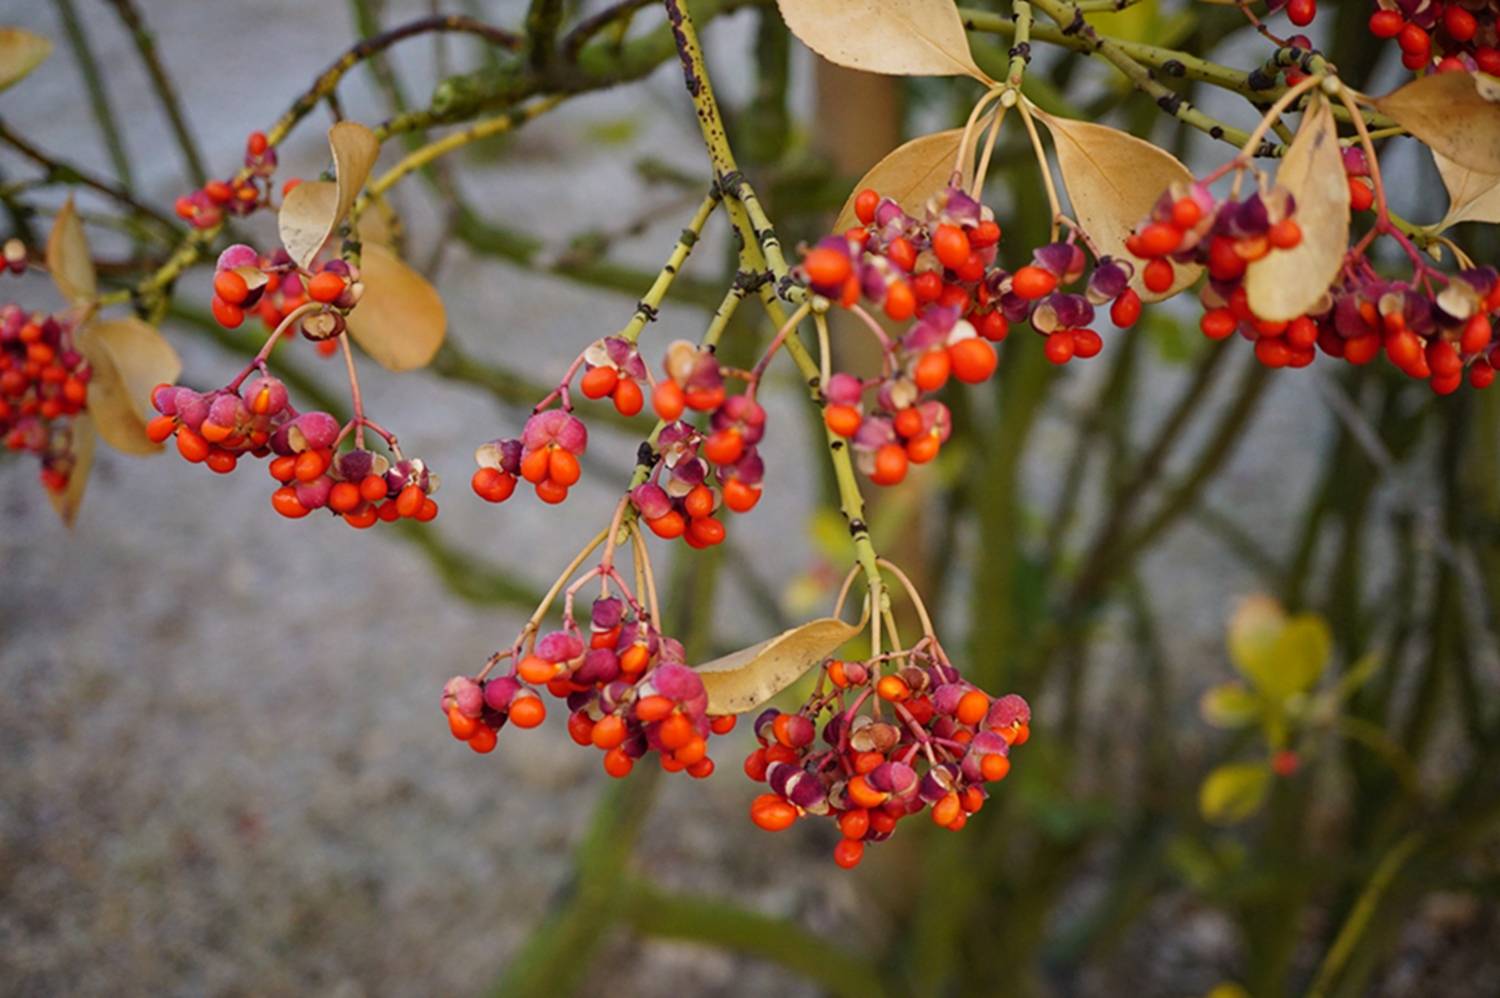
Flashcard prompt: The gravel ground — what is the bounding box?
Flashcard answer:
[0,2,1478,996]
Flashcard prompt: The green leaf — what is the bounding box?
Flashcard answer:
[1229,595,1330,700]
[1332,651,1382,703]
[1227,594,1285,682]
[1199,762,1272,825]
[1268,614,1332,697]
[1200,682,1262,729]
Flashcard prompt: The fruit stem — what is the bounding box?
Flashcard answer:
[225,301,321,392]
[628,521,661,624]
[1017,100,1062,242]
[1235,73,1322,162]
[339,332,368,449]
[514,528,609,658]
[746,301,812,401]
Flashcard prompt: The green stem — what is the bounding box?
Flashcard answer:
[1005,1,1033,92]
[0,118,179,234]
[104,0,209,185]
[492,772,662,998]
[51,0,134,191]
[619,878,891,998]
[617,190,722,344]
[525,0,566,69]
[660,0,885,614]
[1023,0,1257,148]
[1305,831,1425,998]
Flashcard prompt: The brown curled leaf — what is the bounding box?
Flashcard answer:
[278,121,381,268]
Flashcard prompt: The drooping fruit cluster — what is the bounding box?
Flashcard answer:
[211,244,358,358]
[474,336,767,542]
[1367,1,1500,73]
[625,415,764,547]
[174,132,281,230]
[149,376,438,523]
[0,304,90,493]
[473,408,587,506]
[443,596,735,777]
[743,651,1030,869]
[1128,183,1303,306]
[1304,265,1500,393]
[794,183,1141,486]
[1129,168,1500,392]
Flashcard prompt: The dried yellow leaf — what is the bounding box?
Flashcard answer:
[76,318,182,455]
[697,617,860,715]
[0,27,51,93]
[1374,71,1500,175]
[1038,111,1200,301]
[277,121,381,268]
[1434,151,1500,230]
[46,414,94,527]
[1245,97,1349,323]
[776,0,991,82]
[834,127,974,232]
[45,196,95,305]
[345,243,446,372]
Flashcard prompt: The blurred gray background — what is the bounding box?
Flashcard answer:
[1,1,1483,996]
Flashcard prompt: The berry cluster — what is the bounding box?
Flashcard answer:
[472,408,587,506]
[0,304,90,493]
[793,184,1141,486]
[444,596,734,777]
[149,374,437,524]
[174,132,281,230]
[627,413,764,546]
[1300,264,1500,393]
[474,336,767,543]
[1128,184,1303,299]
[744,650,1030,869]
[1129,161,1500,391]
[580,336,646,416]
[211,244,357,358]
[1367,1,1500,73]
